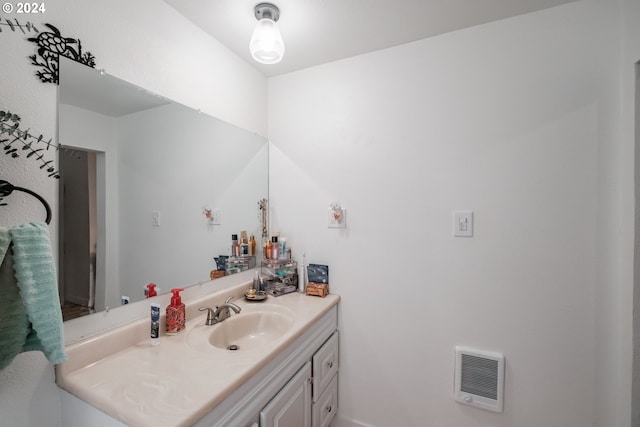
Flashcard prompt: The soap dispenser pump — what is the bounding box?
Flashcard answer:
[146,283,157,298]
[166,288,185,334]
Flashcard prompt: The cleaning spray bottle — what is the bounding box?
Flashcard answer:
[165,288,185,334]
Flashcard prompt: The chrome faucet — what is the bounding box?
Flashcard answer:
[199,296,241,325]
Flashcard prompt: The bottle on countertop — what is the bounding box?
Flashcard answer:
[253,270,261,291]
[265,238,273,260]
[279,237,287,259]
[270,236,279,260]
[166,288,186,334]
[231,234,240,257]
[150,303,160,346]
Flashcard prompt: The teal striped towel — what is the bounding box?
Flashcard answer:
[0,222,67,369]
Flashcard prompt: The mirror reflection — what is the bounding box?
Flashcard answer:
[57,58,268,320]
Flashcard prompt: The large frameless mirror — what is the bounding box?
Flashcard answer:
[57,57,268,321]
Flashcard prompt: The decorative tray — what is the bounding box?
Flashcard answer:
[244,290,267,301]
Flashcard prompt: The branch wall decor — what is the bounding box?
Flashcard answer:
[0,109,59,167]
[0,18,39,34]
[28,23,96,84]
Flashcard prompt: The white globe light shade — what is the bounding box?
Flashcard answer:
[249,18,285,64]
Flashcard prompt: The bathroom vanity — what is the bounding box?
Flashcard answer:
[56,280,340,427]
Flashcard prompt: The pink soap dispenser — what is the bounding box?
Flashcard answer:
[146,283,157,298]
[165,288,185,334]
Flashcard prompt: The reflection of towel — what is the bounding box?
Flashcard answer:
[0,222,67,369]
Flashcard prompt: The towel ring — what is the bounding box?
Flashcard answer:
[0,180,52,225]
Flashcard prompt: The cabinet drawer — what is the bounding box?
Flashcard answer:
[312,374,338,427]
[312,331,339,400]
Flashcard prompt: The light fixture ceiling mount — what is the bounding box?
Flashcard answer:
[254,2,280,22]
[250,2,285,65]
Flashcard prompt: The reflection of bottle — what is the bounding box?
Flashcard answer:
[249,234,256,256]
[265,238,273,260]
[231,234,240,257]
[271,236,279,260]
[150,303,160,346]
[240,236,249,256]
[146,283,157,298]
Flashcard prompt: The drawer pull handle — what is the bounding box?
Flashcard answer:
[327,361,333,368]
[326,405,332,413]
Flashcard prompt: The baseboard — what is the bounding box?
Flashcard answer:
[331,414,374,427]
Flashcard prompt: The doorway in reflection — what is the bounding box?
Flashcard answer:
[59,147,103,321]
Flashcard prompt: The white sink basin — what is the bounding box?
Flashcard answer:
[188,304,295,352]
[209,311,294,351]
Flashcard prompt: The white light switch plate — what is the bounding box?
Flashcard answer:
[453,211,473,237]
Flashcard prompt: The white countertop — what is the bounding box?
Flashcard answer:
[56,281,340,427]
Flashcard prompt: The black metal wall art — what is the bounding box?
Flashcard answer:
[28,23,96,84]
[0,110,59,179]
[0,18,39,34]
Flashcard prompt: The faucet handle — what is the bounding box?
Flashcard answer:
[224,296,235,304]
[199,307,216,325]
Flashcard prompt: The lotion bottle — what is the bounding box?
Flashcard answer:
[166,288,186,334]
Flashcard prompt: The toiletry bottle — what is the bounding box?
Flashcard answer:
[231,234,240,257]
[279,237,287,259]
[271,236,279,260]
[253,270,261,291]
[146,283,157,298]
[240,236,249,256]
[250,234,256,256]
[150,303,160,346]
[266,238,273,260]
[166,288,186,334]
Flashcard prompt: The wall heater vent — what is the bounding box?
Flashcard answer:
[454,346,504,413]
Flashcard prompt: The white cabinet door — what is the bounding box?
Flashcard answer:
[261,362,312,427]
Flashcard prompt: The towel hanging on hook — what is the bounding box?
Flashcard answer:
[0,180,52,225]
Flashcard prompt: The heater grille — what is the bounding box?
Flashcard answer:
[454,346,504,413]
[460,354,498,400]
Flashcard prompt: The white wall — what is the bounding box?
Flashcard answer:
[268,1,633,426]
[0,0,266,425]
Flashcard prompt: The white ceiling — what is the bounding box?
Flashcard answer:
[162,0,576,77]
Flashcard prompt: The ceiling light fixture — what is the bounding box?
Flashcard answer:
[249,3,285,65]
